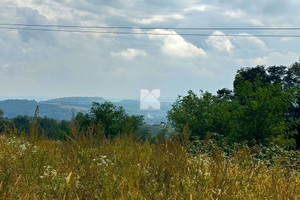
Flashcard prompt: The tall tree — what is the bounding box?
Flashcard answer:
[167,90,232,140]
[76,102,144,137]
[232,79,294,146]
[267,65,287,85]
[233,65,269,89]
[168,62,300,148]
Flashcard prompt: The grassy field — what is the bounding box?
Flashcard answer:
[0,128,299,199]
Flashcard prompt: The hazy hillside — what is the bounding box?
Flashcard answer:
[42,97,105,107]
[114,100,172,124]
[0,99,76,120]
[0,97,173,124]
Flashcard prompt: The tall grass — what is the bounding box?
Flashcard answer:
[0,126,299,199]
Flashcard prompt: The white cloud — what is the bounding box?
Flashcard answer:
[233,33,268,51]
[148,29,206,57]
[207,32,268,55]
[15,0,73,21]
[184,5,215,12]
[224,10,244,18]
[110,48,147,60]
[206,31,234,52]
[240,52,299,67]
[246,19,264,26]
[1,0,300,98]
[15,0,104,25]
[104,6,127,18]
[279,37,298,42]
[133,14,184,24]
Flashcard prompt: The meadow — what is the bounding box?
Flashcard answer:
[0,126,299,200]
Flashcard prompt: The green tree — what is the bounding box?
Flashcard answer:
[167,90,232,140]
[12,116,30,133]
[76,102,144,137]
[75,112,91,130]
[217,88,234,100]
[234,65,269,89]
[38,117,62,139]
[232,79,294,146]
[0,109,4,133]
[234,62,300,148]
[168,67,297,147]
[284,62,300,88]
[267,65,287,85]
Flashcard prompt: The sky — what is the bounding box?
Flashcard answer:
[0,0,300,100]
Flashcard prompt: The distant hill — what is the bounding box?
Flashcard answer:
[0,97,173,124]
[42,97,105,107]
[0,99,77,120]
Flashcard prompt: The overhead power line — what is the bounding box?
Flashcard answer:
[1,23,300,30]
[1,23,300,37]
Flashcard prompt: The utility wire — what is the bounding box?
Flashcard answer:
[1,23,300,30]
[1,25,300,37]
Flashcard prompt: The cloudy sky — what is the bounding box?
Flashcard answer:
[0,0,299,100]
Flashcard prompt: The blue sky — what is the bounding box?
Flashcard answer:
[0,0,299,99]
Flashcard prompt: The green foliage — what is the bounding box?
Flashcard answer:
[12,116,30,133]
[217,88,234,100]
[233,63,300,148]
[168,63,300,148]
[0,109,5,132]
[167,90,233,141]
[76,101,144,137]
[233,79,293,146]
[234,65,269,89]
[0,114,71,140]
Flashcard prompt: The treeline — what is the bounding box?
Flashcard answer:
[0,112,70,140]
[168,62,300,149]
[0,62,299,149]
[0,102,170,143]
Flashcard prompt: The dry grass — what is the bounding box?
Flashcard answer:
[0,128,299,199]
